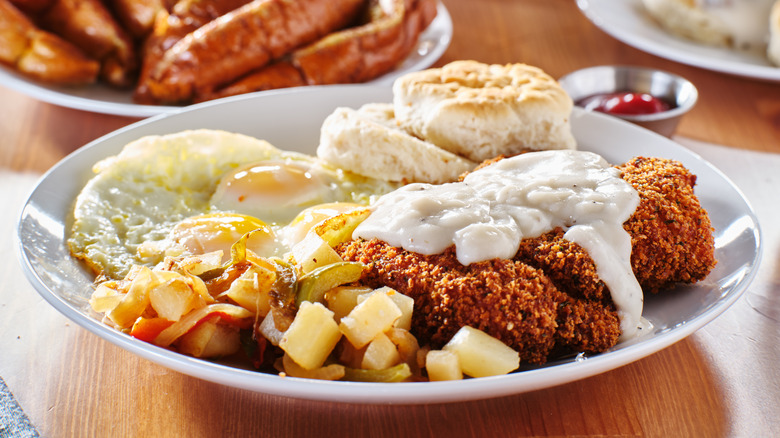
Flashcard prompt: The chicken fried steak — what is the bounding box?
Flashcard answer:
[336,155,716,365]
[336,238,621,364]
[618,157,716,292]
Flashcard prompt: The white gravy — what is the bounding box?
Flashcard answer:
[353,150,644,338]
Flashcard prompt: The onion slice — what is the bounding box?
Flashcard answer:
[153,303,252,347]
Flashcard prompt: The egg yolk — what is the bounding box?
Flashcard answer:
[170,213,277,261]
[211,160,334,223]
[286,202,363,246]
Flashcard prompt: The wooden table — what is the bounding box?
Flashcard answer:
[2,0,779,436]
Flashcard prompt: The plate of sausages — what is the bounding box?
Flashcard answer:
[0,0,452,117]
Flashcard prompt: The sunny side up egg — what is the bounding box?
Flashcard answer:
[68,129,398,280]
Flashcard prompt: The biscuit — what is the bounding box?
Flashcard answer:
[391,60,576,162]
[317,103,476,184]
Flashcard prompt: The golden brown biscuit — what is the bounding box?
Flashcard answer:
[391,60,576,162]
[317,103,476,184]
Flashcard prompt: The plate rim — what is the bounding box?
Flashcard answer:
[16,85,763,404]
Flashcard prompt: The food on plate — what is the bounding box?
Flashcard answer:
[338,150,639,363]
[133,0,254,103]
[108,0,165,39]
[337,237,623,365]
[391,60,577,162]
[67,129,398,280]
[337,152,716,363]
[12,0,138,87]
[316,60,577,184]
[618,157,716,292]
[442,326,520,378]
[78,139,715,375]
[317,103,476,184]
[2,0,440,104]
[0,0,99,85]
[137,0,365,104]
[198,0,438,102]
[643,0,780,65]
[71,63,715,381]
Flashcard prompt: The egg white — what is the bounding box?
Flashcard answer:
[68,129,397,280]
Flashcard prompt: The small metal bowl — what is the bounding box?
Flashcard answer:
[558,65,698,137]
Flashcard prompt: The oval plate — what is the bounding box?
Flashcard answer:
[17,85,761,404]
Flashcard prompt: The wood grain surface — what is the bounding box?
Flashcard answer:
[1,1,779,437]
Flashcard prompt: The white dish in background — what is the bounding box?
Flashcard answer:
[577,0,780,82]
[0,2,452,117]
[17,85,761,404]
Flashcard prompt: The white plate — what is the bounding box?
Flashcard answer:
[577,0,780,82]
[16,85,761,404]
[0,3,452,117]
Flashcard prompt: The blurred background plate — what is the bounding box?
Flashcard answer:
[577,0,780,82]
[0,2,452,117]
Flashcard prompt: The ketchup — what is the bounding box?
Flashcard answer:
[577,92,673,116]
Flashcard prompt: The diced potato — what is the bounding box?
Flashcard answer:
[324,286,373,321]
[89,281,124,313]
[291,231,344,274]
[425,350,463,381]
[177,318,241,358]
[279,302,342,370]
[176,318,218,357]
[443,326,520,378]
[153,303,252,347]
[149,274,203,321]
[281,354,345,381]
[361,332,401,370]
[313,207,372,247]
[225,263,276,316]
[295,261,364,305]
[339,292,402,349]
[258,311,285,346]
[358,287,414,330]
[385,328,420,368]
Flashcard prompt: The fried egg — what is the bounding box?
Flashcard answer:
[284,202,364,246]
[211,159,379,224]
[167,213,280,262]
[68,129,397,280]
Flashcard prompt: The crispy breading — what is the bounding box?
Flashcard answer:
[334,156,716,365]
[515,228,611,303]
[336,239,621,364]
[617,157,716,293]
